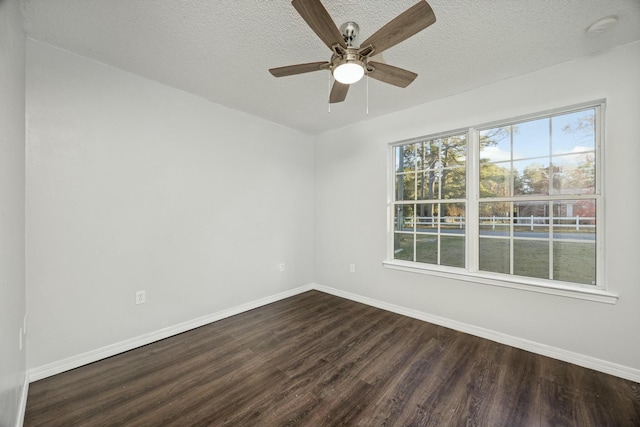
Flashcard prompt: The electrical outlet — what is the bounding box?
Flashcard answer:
[349,264,356,273]
[135,290,146,305]
[279,263,285,272]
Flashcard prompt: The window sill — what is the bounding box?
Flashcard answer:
[382,260,618,304]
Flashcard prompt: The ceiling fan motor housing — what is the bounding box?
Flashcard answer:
[331,48,366,70]
[339,21,359,47]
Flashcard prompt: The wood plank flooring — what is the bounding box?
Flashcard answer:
[25,291,640,426]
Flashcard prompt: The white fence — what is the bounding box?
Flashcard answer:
[481,215,595,231]
[401,215,595,231]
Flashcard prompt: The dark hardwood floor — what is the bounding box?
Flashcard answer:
[25,291,640,426]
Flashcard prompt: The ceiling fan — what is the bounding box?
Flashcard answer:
[269,0,436,104]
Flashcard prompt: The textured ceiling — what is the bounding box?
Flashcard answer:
[23,0,640,135]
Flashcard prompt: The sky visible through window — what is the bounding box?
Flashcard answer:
[481,110,595,160]
[480,109,595,197]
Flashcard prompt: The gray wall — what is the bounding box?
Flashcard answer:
[0,0,27,425]
[26,41,315,370]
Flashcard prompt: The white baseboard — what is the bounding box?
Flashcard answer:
[312,283,640,383]
[28,284,314,382]
[27,282,640,385]
[15,373,28,427]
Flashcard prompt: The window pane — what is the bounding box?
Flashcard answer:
[441,236,465,268]
[513,201,549,238]
[514,240,549,279]
[513,118,549,160]
[417,170,439,200]
[416,234,437,264]
[554,242,596,285]
[396,173,416,200]
[480,202,511,237]
[552,200,596,240]
[552,152,595,195]
[395,144,417,172]
[480,162,510,198]
[394,233,414,261]
[442,166,466,199]
[480,127,511,163]
[394,204,414,232]
[479,238,509,274]
[513,159,549,196]
[417,140,440,171]
[415,203,437,233]
[441,135,467,168]
[440,203,465,233]
[413,134,467,201]
[552,109,595,155]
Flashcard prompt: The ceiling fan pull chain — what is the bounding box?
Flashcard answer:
[328,71,331,113]
[366,69,369,115]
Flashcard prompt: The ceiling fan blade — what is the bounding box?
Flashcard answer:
[329,81,349,103]
[367,61,417,88]
[269,61,330,77]
[292,0,346,50]
[359,0,436,57]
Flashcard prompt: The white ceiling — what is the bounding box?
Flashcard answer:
[23,0,640,135]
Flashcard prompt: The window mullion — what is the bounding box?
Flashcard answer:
[467,128,479,273]
[548,117,554,280]
[549,200,555,280]
[414,144,419,263]
[509,127,514,276]
[595,104,605,287]
[509,202,514,275]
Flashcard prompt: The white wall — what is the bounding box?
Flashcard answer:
[315,41,640,373]
[0,0,27,425]
[26,41,315,370]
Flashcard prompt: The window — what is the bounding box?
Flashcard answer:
[387,102,610,300]
[393,133,467,268]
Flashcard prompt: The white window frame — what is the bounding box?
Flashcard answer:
[384,100,617,304]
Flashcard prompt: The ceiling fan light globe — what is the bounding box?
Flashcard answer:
[333,62,365,84]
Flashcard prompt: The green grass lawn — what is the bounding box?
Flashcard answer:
[395,233,596,285]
